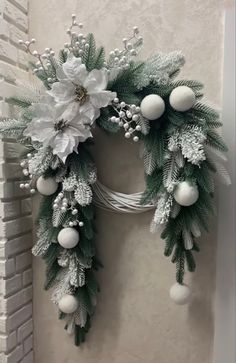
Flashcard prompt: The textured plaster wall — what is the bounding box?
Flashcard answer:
[29,1,234,363]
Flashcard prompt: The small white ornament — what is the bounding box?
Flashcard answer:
[57,227,79,249]
[169,283,191,305]
[169,86,196,112]
[58,294,79,314]
[140,94,165,120]
[174,181,199,206]
[36,176,58,196]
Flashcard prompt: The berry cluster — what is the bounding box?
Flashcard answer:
[19,154,36,194]
[111,98,143,142]
[52,192,84,228]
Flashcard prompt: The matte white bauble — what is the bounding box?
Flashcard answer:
[57,227,80,249]
[169,283,191,305]
[58,294,79,314]
[169,86,196,112]
[36,176,58,196]
[174,181,199,206]
[140,94,165,120]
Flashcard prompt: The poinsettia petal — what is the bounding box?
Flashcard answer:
[52,132,78,162]
[79,102,97,122]
[83,69,108,93]
[59,102,80,122]
[62,54,88,84]
[47,80,76,104]
[56,66,67,81]
[24,119,55,143]
[30,103,54,119]
[89,91,116,108]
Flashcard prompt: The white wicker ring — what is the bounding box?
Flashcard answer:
[92,181,155,214]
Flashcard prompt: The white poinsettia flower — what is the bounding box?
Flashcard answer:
[47,54,116,122]
[24,100,92,162]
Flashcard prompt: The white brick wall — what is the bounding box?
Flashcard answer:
[0,1,33,362]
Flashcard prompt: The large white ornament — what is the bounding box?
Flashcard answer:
[140,94,165,120]
[36,176,58,196]
[169,283,191,305]
[57,227,80,249]
[58,294,79,314]
[169,86,196,112]
[174,181,199,206]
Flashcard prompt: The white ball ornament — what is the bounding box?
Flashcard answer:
[58,294,79,314]
[174,181,199,207]
[57,227,79,249]
[36,176,58,196]
[140,94,165,120]
[169,283,191,305]
[169,86,196,112]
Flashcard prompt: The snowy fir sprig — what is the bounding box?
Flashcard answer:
[0,14,230,346]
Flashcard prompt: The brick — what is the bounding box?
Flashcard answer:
[15,251,31,271]
[0,59,29,83]
[0,161,22,179]
[0,331,17,352]
[8,0,28,14]
[23,334,32,354]
[0,258,15,277]
[7,303,32,332]
[3,233,32,257]
[1,285,32,314]
[0,274,22,296]
[1,345,23,363]
[0,99,12,118]
[3,1,28,32]
[9,22,27,45]
[0,200,21,219]
[22,268,32,286]
[2,141,26,159]
[0,78,20,98]
[0,181,14,198]
[17,319,32,342]
[0,18,9,40]
[0,238,8,258]
[0,39,17,64]
[0,215,32,238]
[21,198,32,214]
[0,316,7,333]
[21,351,33,363]
[17,47,28,69]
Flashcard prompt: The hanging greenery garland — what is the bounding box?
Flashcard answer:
[0,15,230,346]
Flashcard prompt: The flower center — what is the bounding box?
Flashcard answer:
[75,85,88,105]
[54,119,67,132]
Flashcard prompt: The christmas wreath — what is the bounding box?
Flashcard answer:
[0,15,230,346]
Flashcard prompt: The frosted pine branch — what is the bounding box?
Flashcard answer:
[163,153,179,192]
[150,194,173,233]
[168,125,206,166]
[135,51,185,89]
[32,219,54,256]
[74,181,93,206]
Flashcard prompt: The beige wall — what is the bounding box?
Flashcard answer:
[29,1,233,362]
